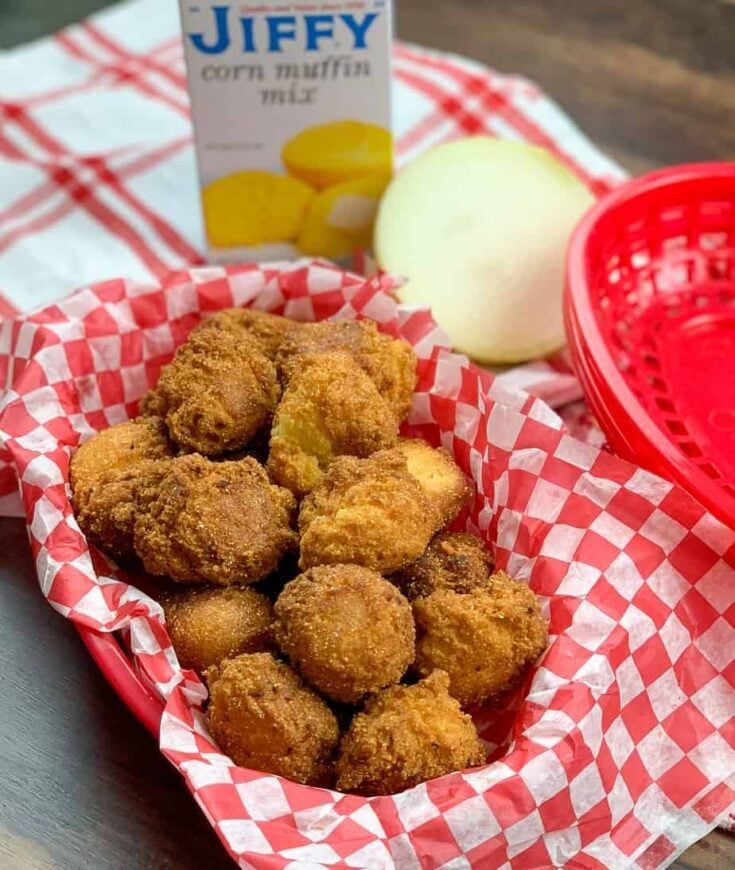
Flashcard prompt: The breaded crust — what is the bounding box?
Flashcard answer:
[277,319,417,422]
[193,307,302,360]
[335,670,485,795]
[412,572,548,706]
[134,454,296,584]
[396,438,472,531]
[75,458,171,559]
[274,564,414,702]
[70,416,172,510]
[393,531,493,600]
[163,586,274,671]
[152,329,280,455]
[206,652,340,785]
[298,450,437,573]
[267,352,398,497]
[70,417,174,558]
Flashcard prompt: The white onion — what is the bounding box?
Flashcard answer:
[375,137,595,364]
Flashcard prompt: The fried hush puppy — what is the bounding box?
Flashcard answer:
[335,670,485,796]
[267,352,398,497]
[206,653,339,786]
[393,531,493,600]
[274,565,414,703]
[75,459,171,560]
[70,416,172,510]
[277,319,417,422]
[412,572,548,706]
[397,438,472,531]
[150,329,280,455]
[298,449,436,573]
[163,586,274,671]
[134,454,296,585]
[297,442,470,572]
[193,307,301,360]
[70,417,174,559]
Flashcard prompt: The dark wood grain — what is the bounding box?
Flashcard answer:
[1,0,734,867]
[0,519,232,870]
[398,0,735,175]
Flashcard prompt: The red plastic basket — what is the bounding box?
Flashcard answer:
[77,626,163,736]
[566,162,735,528]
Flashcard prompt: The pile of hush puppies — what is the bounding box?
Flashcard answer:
[70,308,548,795]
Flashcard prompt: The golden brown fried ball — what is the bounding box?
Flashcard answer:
[412,572,548,706]
[70,417,174,558]
[74,459,171,560]
[70,416,172,509]
[298,449,437,573]
[267,352,398,497]
[134,454,296,585]
[277,319,417,422]
[397,438,472,531]
[274,565,414,703]
[163,586,274,671]
[150,329,280,455]
[206,652,340,785]
[393,531,493,600]
[335,670,485,795]
[193,307,301,360]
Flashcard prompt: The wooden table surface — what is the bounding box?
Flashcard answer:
[1,1,734,868]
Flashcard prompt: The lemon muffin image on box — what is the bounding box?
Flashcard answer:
[201,122,391,256]
[282,120,392,190]
[297,173,391,258]
[202,171,314,249]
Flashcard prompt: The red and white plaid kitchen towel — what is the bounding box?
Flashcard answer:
[0,0,626,420]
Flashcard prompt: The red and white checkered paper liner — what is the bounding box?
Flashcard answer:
[1,260,734,869]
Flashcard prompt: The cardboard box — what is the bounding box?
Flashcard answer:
[179,1,393,263]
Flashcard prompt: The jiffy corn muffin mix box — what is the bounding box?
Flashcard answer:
[179,1,393,263]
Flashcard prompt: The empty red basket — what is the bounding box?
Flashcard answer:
[565,162,735,528]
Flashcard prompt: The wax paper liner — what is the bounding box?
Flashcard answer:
[0,261,734,870]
